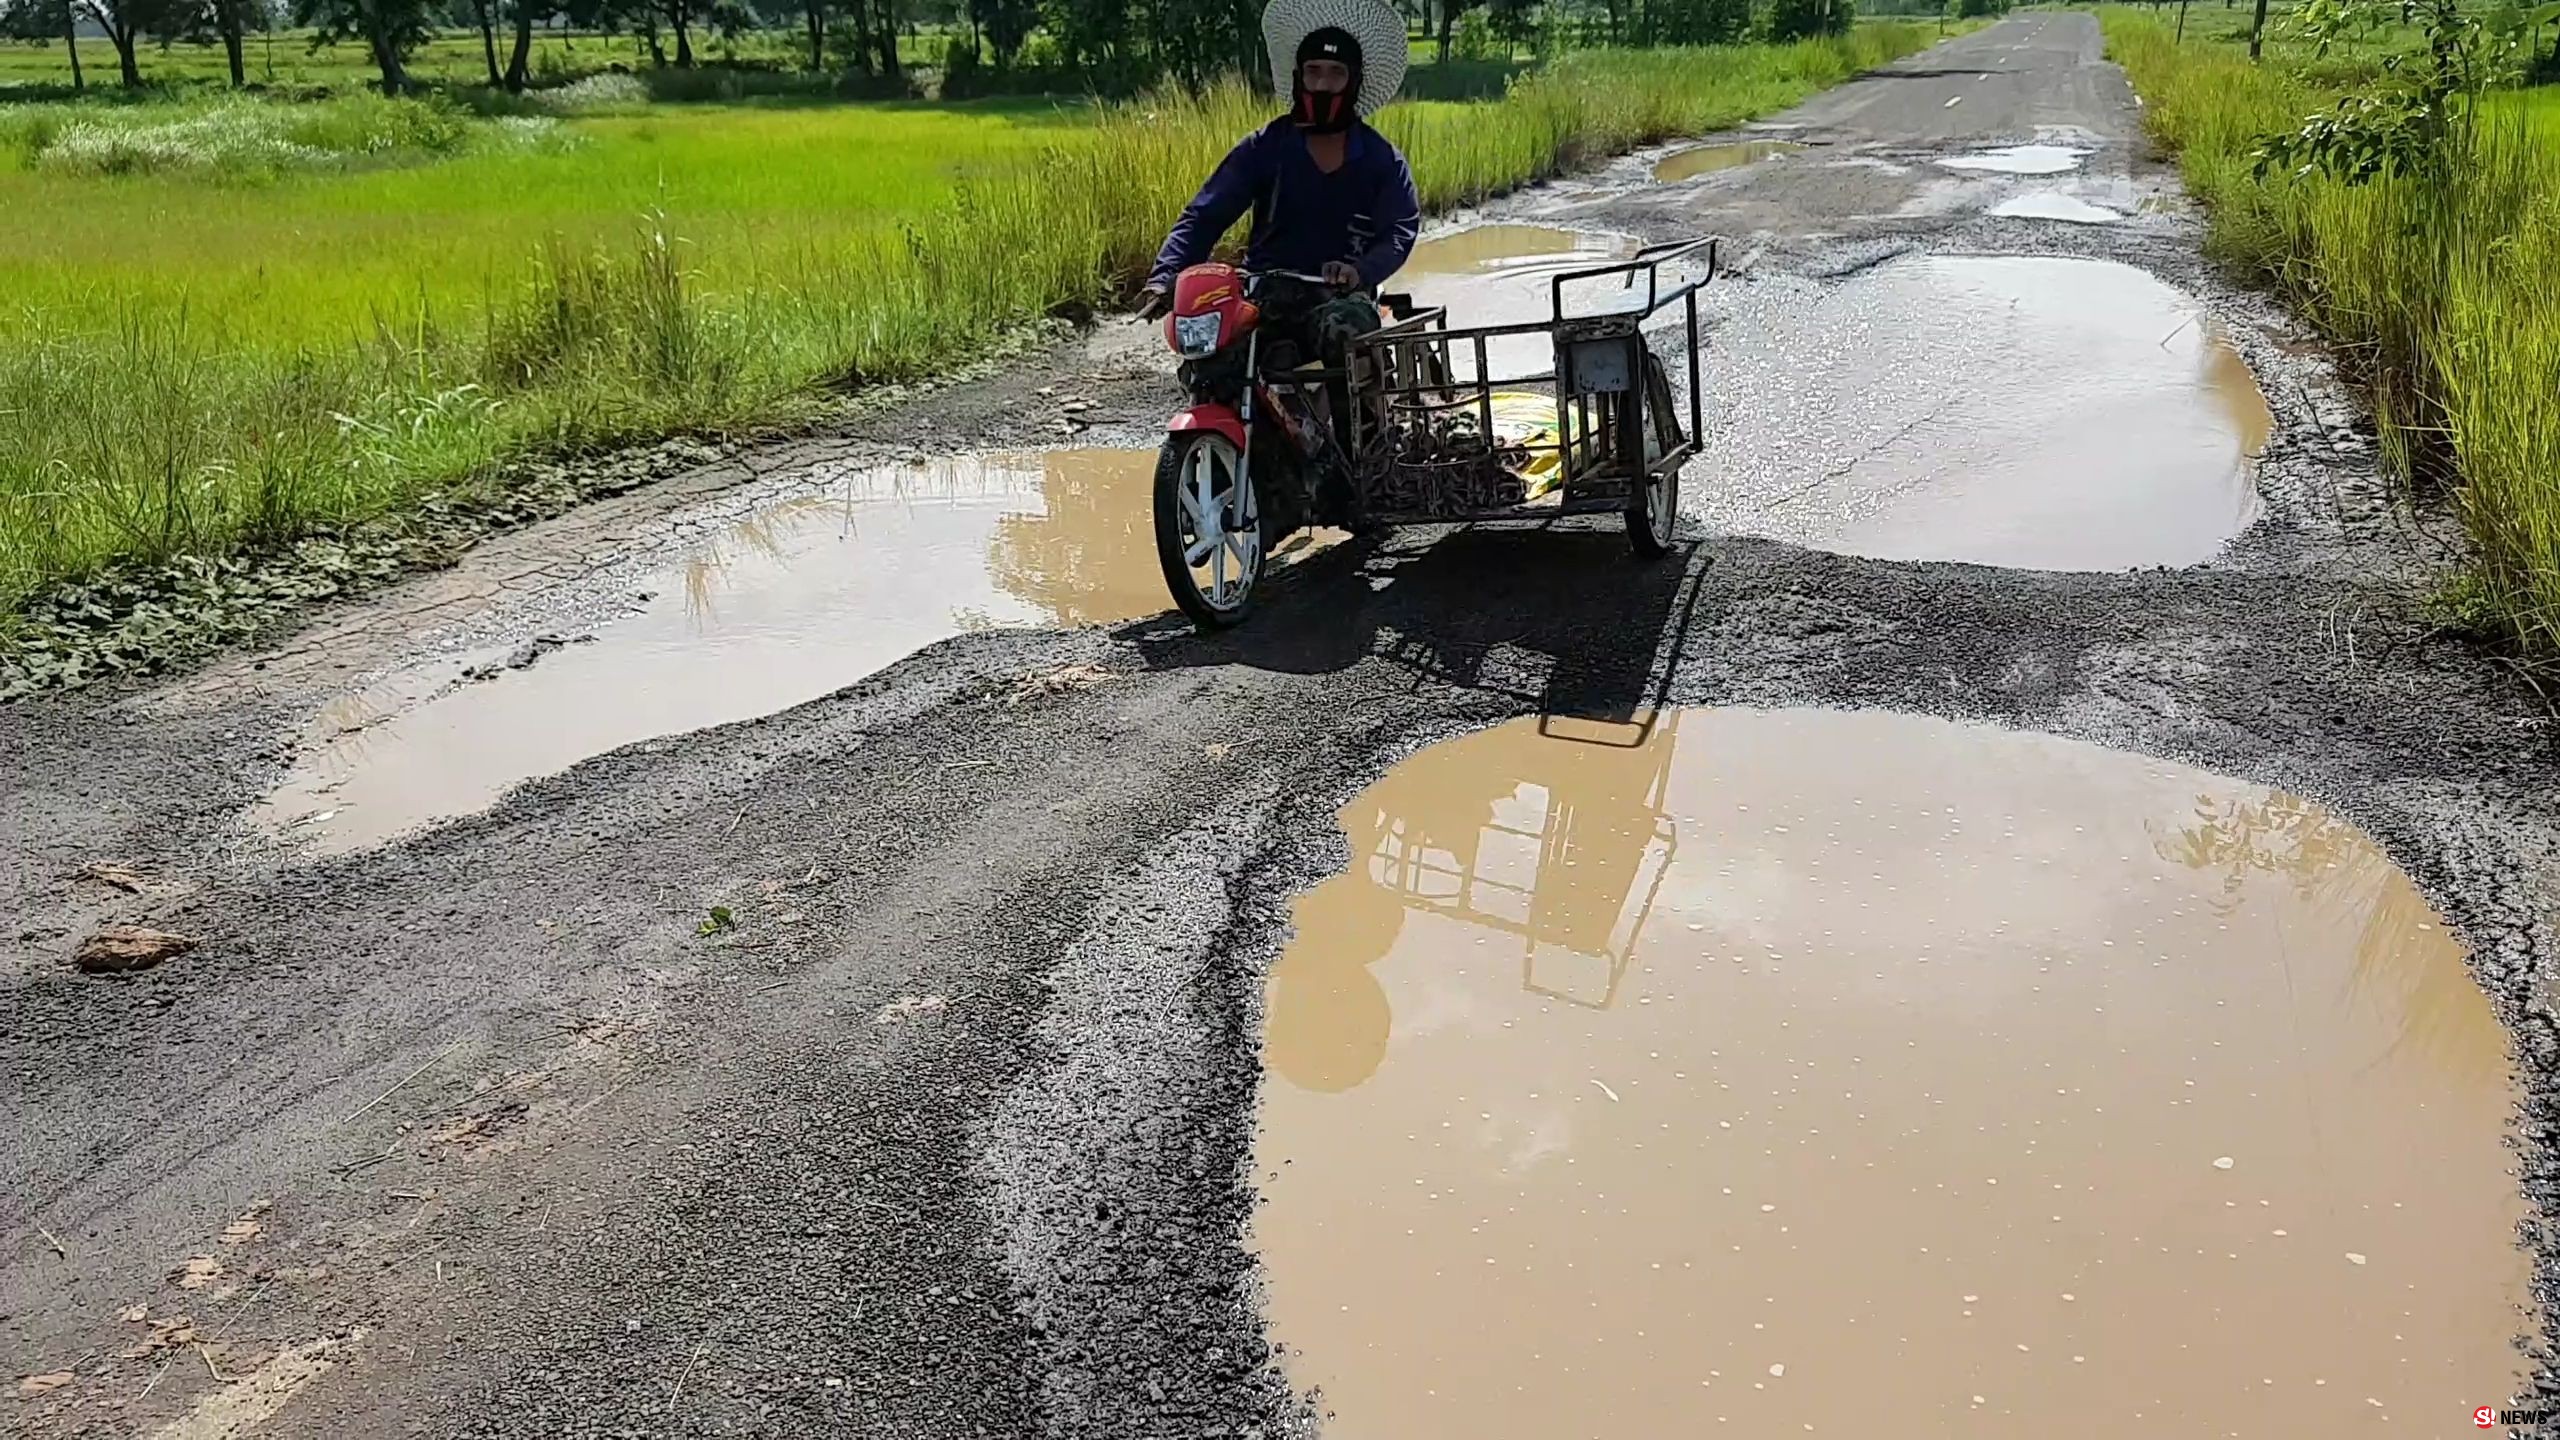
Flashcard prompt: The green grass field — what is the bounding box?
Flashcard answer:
[0,24,1935,621]
[2103,8,2560,655]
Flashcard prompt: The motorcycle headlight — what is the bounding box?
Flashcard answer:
[1174,311,1224,358]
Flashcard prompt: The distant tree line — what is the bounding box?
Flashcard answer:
[1,0,1855,96]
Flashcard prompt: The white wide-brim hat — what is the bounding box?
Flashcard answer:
[1263,0,1408,120]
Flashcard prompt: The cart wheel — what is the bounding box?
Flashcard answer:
[1626,465,1678,559]
[1626,351,1684,559]
[1154,431,1266,629]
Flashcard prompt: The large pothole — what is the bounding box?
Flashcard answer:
[255,449,1166,852]
[1687,254,2272,570]
[1253,708,2530,1436]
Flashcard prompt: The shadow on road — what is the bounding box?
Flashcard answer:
[1119,524,1709,723]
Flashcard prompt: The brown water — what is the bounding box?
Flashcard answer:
[1255,708,2530,1438]
[1398,225,1642,384]
[1653,139,1806,183]
[256,450,1167,852]
[1694,255,2276,570]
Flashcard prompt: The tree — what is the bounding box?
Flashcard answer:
[463,0,500,83]
[0,0,89,90]
[1767,0,1850,38]
[1487,0,1540,47]
[207,0,255,85]
[797,0,823,67]
[1434,0,1479,61]
[1148,0,1251,86]
[971,0,1032,66]
[290,0,434,90]
[1040,0,1131,77]
[67,0,198,87]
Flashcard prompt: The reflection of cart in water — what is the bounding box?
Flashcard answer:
[1268,708,1685,1095]
[1353,709,1681,1010]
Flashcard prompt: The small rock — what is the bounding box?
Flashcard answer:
[75,926,197,974]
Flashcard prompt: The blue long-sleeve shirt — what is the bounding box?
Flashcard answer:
[1147,117,1422,294]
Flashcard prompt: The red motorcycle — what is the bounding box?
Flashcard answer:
[1149,263,1380,628]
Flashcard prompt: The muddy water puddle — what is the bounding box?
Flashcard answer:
[1690,254,2272,569]
[1400,225,1642,382]
[256,449,1170,852]
[1255,708,2530,1437]
[1653,139,1806,183]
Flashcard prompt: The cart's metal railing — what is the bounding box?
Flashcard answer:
[1336,237,1720,516]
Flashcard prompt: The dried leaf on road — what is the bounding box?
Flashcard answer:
[874,995,948,1024]
[74,861,150,892]
[221,1219,262,1247]
[17,1372,73,1397]
[174,1256,223,1289]
[74,925,197,974]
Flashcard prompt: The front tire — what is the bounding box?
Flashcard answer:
[1154,431,1266,629]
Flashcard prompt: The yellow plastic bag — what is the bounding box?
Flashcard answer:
[1486,392,1564,499]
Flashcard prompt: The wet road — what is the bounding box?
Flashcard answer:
[6,13,2558,1440]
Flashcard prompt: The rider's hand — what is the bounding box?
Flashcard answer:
[1320,261,1360,292]
[1135,284,1172,321]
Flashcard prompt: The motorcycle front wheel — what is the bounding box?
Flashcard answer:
[1154,430,1268,630]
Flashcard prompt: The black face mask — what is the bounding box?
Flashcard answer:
[1291,26,1362,134]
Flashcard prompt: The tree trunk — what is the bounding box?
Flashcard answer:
[2249,0,2269,58]
[222,9,245,85]
[504,2,535,89]
[369,17,409,91]
[1436,0,1452,62]
[63,0,86,93]
[876,0,898,74]
[671,0,694,67]
[474,0,502,86]
[643,17,666,66]
[803,0,824,69]
[844,0,870,71]
[112,21,141,88]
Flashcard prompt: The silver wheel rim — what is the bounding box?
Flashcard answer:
[1649,472,1676,545]
[1177,437,1260,612]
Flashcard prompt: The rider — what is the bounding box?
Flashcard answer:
[1135,0,1420,377]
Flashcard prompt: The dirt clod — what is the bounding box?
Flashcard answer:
[73,925,197,974]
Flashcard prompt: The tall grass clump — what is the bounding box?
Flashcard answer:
[0,25,1934,627]
[0,93,559,181]
[2105,10,2560,653]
